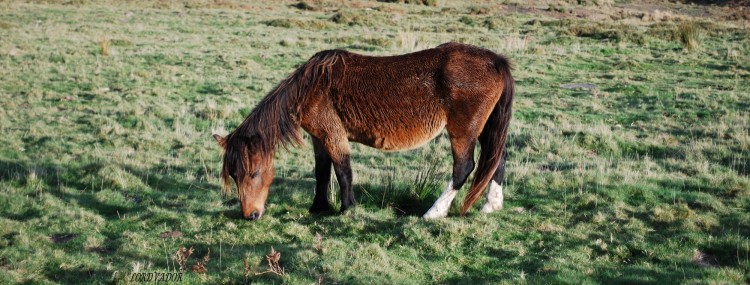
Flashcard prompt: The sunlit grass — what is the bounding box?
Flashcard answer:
[0,0,749,284]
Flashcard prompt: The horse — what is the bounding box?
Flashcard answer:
[213,42,514,221]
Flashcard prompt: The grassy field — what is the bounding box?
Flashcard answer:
[1,0,749,283]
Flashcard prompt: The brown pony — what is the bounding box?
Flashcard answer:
[213,42,514,220]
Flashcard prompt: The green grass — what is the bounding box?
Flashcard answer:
[1,0,749,284]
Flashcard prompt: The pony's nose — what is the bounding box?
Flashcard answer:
[245,211,260,221]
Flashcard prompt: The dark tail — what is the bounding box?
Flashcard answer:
[460,55,515,216]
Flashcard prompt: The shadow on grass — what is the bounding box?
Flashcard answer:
[42,268,113,284]
[0,156,441,224]
[0,158,225,281]
[4,157,745,283]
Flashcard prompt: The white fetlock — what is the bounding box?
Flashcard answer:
[480,181,503,213]
[423,180,457,219]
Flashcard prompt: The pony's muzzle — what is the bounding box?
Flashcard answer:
[244,210,261,221]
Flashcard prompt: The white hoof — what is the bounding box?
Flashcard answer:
[480,202,503,213]
[481,181,504,213]
[423,208,449,219]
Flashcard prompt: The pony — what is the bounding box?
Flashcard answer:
[213,42,514,220]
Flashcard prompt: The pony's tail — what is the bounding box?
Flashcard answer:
[460,55,515,216]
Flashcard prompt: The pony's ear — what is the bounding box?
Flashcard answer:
[213,134,227,149]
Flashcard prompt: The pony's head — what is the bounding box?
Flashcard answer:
[213,133,274,221]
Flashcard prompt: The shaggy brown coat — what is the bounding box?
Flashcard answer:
[215,42,514,220]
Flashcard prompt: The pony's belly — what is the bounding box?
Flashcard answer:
[357,121,446,152]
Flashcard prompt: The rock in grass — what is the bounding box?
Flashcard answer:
[290,1,316,11]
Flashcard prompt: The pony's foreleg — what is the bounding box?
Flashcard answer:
[481,151,507,213]
[310,138,334,214]
[316,134,357,212]
[423,139,475,219]
[320,138,356,212]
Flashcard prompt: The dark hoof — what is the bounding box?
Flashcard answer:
[309,203,335,214]
[339,203,356,214]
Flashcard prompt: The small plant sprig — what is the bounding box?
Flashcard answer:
[255,247,285,276]
[244,257,250,283]
[174,247,194,273]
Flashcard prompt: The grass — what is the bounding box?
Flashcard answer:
[679,21,701,52]
[0,0,749,284]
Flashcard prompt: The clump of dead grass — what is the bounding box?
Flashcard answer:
[262,18,332,30]
[174,246,211,273]
[175,247,194,273]
[255,246,285,276]
[0,20,17,29]
[244,257,250,283]
[678,22,701,52]
[397,31,422,52]
[330,9,394,27]
[99,38,110,56]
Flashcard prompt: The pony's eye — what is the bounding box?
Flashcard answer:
[251,170,260,179]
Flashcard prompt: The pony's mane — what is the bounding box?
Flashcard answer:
[220,50,346,191]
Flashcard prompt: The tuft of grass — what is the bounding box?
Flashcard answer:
[0,20,17,29]
[567,21,648,44]
[467,5,489,15]
[397,30,420,51]
[330,9,393,27]
[548,3,570,13]
[99,38,110,56]
[678,22,701,52]
[262,18,332,30]
[412,149,446,201]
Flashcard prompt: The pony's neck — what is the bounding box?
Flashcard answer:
[230,49,344,152]
[232,88,303,153]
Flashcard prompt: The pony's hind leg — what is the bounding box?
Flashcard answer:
[423,137,476,219]
[481,151,507,213]
[310,137,335,214]
[333,155,356,212]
